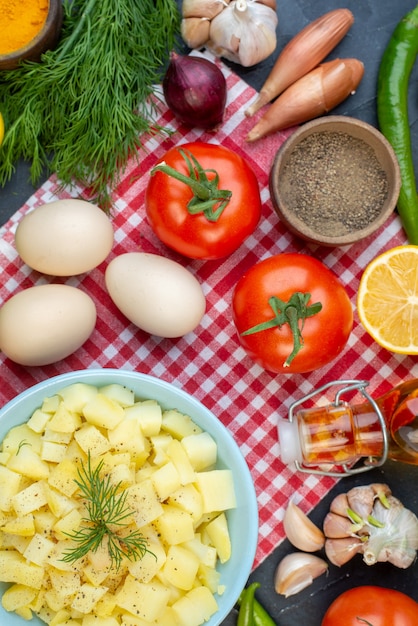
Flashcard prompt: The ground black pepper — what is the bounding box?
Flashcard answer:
[280,131,389,236]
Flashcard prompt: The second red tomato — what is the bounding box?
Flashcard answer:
[232,253,353,374]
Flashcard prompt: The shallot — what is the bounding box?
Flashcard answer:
[163,52,227,129]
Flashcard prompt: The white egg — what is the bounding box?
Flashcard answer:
[15,199,114,276]
[0,284,97,366]
[105,252,206,338]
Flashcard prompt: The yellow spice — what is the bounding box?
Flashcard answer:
[0,0,49,55]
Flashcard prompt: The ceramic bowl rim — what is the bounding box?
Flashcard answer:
[0,368,259,626]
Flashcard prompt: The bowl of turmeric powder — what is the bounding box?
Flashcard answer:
[0,0,63,70]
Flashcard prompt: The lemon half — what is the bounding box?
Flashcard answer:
[0,113,4,146]
[357,245,418,354]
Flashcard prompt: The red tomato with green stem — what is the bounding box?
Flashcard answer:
[232,253,353,374]
[145,142,262,260]
[321,586,418,626]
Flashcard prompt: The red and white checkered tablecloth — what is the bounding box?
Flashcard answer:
[0,51,417,569]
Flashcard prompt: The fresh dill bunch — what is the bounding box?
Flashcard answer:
[62,454,153,571]
[0,0,180,210]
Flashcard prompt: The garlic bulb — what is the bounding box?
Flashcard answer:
[323,483,418,569]
[274,552,328,597]
[208,0,278,67]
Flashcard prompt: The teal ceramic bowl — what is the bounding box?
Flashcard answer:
[0,368,258,626]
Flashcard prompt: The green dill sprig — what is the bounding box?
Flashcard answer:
[62,453,153,571]
[0,0,180,210]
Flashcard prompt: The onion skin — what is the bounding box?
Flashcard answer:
[163,52,227,129]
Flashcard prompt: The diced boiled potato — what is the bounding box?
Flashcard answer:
[171,585,218,626]
[163,544,200,590]
[8,445,50,481]
[27,408,51,434]
[151,606,178,626]
[125,479,163,527]
[94,593,118,619]
[108,463,135,488]
[127,539,166,583]
[82,616,120,626]
[53,508,82,539]
[50,610,72,626]
[181,432,217,471]
[43,484,77,518]
[150,433,173,466]
[82,393,125,430]
[100,383,135,407]
[57,383,98,413]
[22,533,55,568]
[43,429,73,444]
[2,424,42,455]
[0,532,31,553]
[162,409,202,439]
[41,441,68,463]
[12,480,48,516]
[198,563,221,594]
[182,534,217,568]
[205,512,232,564]
[155,504,195,545]
[195,469,237,513]
[151,461,181,500]
[41,394,60,413]
[125,400,162,436]
[1,583,37,612]
[167,484,203,522]
[74,424,111,456]
[0,550,44,588]
[2,513,35,537]
[0,465,22,511]
[83,562,109,587]
[107,418,146,457]
[166,438,196,484]
[116,575,170,621]
[34,509,57,537]
[49,568,81,597]
[71,583,108,614]
[44,586,69,611]
[48,402,82,434]
[48,458,80,497]
[120,614,153,626]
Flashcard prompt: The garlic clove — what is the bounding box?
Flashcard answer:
[274,552,328,597]
[182,0,228,19]
[329,492,350,517]
[325,537,364,567]
[283,500,325,552]
[323,511,357,539]
[181,17,211,48]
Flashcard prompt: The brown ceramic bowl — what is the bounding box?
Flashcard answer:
[269,116,401,247]
[0,0,63,70]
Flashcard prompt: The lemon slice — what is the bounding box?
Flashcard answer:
[0,113,4,146]
[357,245,418,354]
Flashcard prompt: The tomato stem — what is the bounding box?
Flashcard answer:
[241,292,322,366]
[150,148,232,222]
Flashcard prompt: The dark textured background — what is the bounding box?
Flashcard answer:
[1,2,418,624]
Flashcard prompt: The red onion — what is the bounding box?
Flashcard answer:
[163,52,227,129]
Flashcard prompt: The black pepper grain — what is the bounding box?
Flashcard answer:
[280,131,389,236]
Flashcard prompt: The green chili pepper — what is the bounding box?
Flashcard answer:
[238,584,278,626]
[377,5,418,244]
[238,582,261,626]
